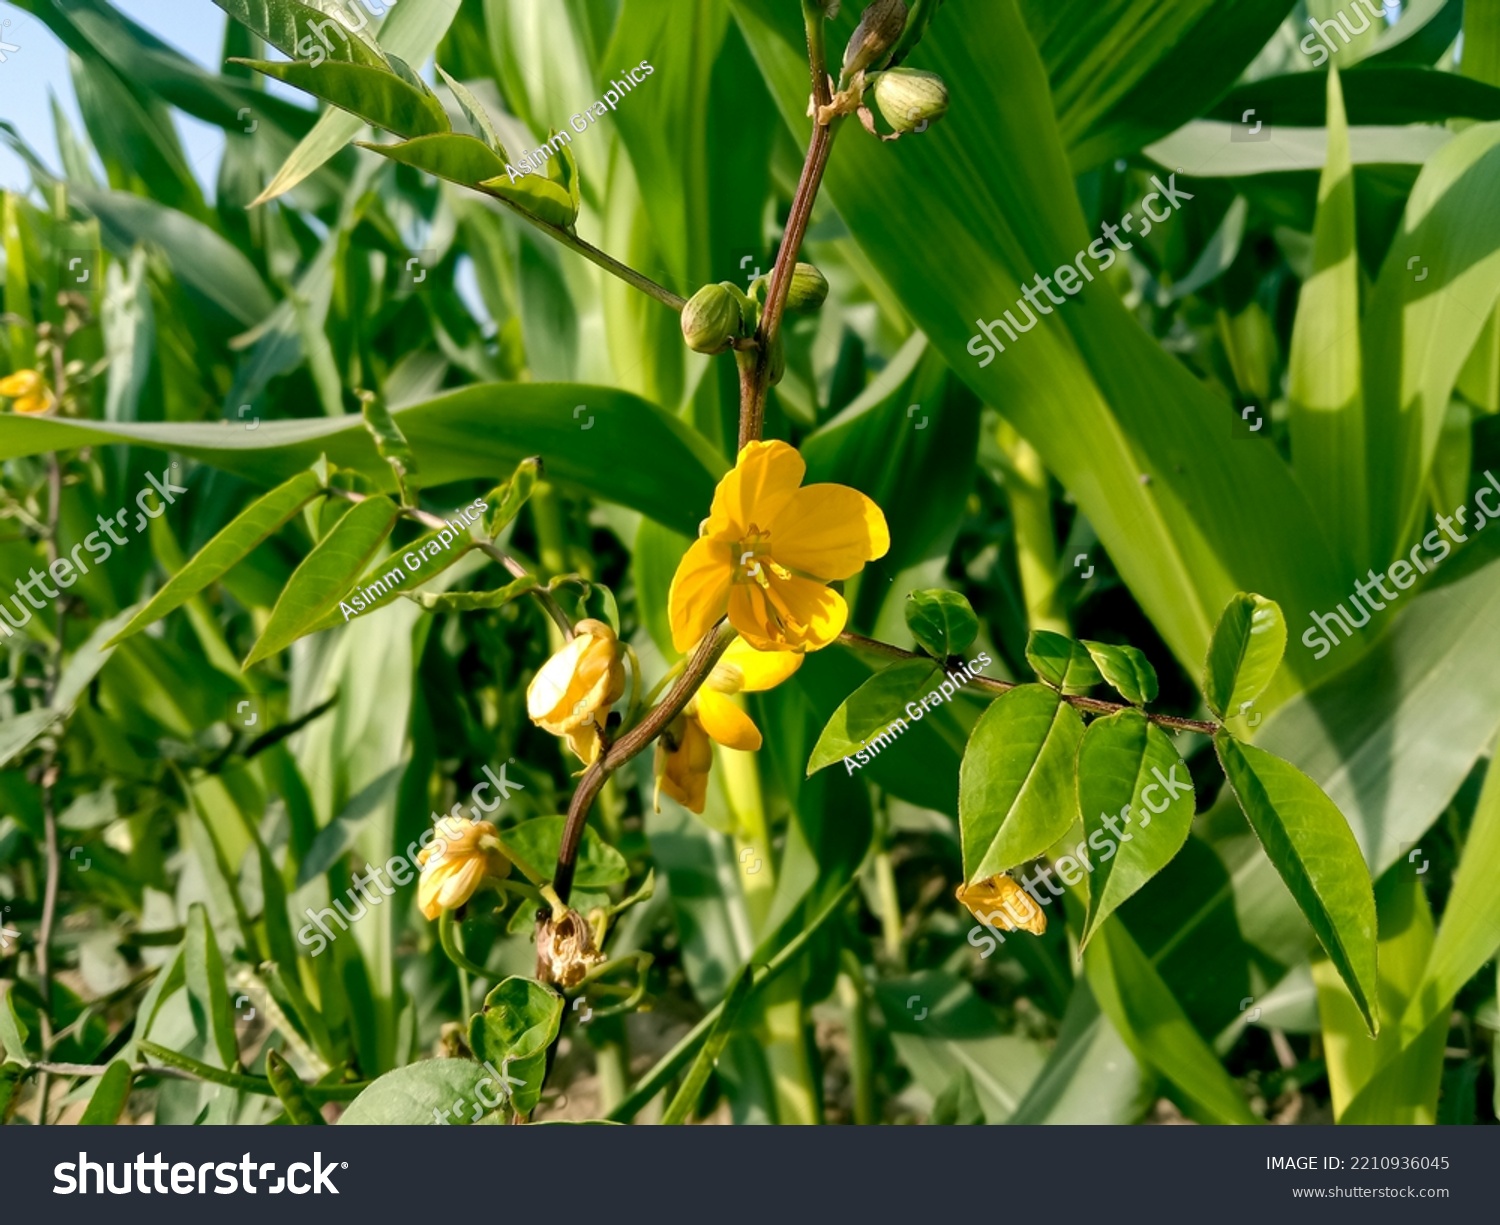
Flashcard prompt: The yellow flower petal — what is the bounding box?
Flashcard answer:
[696,686,762,751]
[705,440,805,538]
[0,370,43,397]
[710,635,804,694]
[668,535,734,654]
[769,484,890,580]
[527,633,595,720]
[955,875,1046,936]
[728,574,848,652]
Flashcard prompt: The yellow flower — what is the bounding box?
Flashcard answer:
[668,440,889,655]
[416,815,512,920]
[955,874,1046,936]
[0,369,55,415]
[526,618,626,763]
[654,638,802,812]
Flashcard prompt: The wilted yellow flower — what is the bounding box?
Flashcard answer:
[668,441,889,655]
[526,618,626,763]
[0,369,55,415]
[955,874,1046,936]
[695,636,803,751]
[417,816,512,920]
[654,709,714,814]
[535,908,606,988]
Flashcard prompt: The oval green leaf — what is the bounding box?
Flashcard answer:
[904,588,979,658]
[498,816,628,888]
[1080,640,1159,705]
[243,494,400,668]
[1025,629,1103,694]
[1203,592,1287,720]
[958,684,1085,882]
[806,658,938,776]
[337,1058,503,1125]
[1215,731,1379,1035]
[468,976,564,1117]
[78,1059,134,1125]
[1076,709,1196,948]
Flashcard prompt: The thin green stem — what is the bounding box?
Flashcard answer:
[439,909,491,982]
[137,1041,366,1101]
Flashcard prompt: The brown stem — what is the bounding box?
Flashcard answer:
[330,487,574,640]
[836,632,1221,735]
[552,623,736,903]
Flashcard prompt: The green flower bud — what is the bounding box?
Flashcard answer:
[786,263,830,312]
[873,67,949,133]
[681,283,744,354]
[843,0,907,79]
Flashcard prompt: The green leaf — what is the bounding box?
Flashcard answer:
[498,816,627,888]
[337,1058,500,1124]
[412,577,536,614]
[483,457,541,539]
[106,471,325,646]
[212,0,389,68]
[356,131,507,185]
[234,57,448,138]
[1076,710,1196,948]
[1025,629,1102,694]
[958,684,1085,882]
[0,710,62,771]
[806,658,938,776]
[468,976,564,1116]
[79,1060,134,1125]
[1080,641,1158,706]
[1201,593,1287,721]
[477,169,582,229]
[1213,66,1500,128]
[266,1050,325,1125]
[436,64,505,153]
[660,965,754,1125]
[0,987,32,1066]
[305,524,477,633]
[1083,915,1259,1125]
[242,495,399,667]
[904,589,979,658]
[359,390,419,493]
[184,902,238,1070]
[0,384,724,538]
[1215,733,1379,1035]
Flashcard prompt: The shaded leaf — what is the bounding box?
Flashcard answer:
[1025,629,1102,695]
[1081,641,1158,706]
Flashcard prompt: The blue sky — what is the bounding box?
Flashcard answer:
[0,0,228,194]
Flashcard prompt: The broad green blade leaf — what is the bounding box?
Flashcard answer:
[184,902,238,1070]
[251,0,461,204]
[243,495,399,668]
[958,684,1085,881]
[1025,629,1102,694]
[413,577,536,613]
[1400,754,1500,1044]
[0,710,62,770]
[1213,66,1500,128]
[212,0,389,67]
[661,965,754,1125]
[1314,873,1438,1121]
[904,589,979,658]
[235,58,448,137]
[1361,0,1463,67]
[806,658,939,776]
[1364,122,1500,566]
[1084,915,1260,1125]
[468,976,564,1116]
[1202,592,1287,721]
[78,1059,134,1125]
[498,816,627,888]
[483,457,541,538]
[106,471,325,646]
[1077,709,1196,948]
[1080,641,1158,706]
[72,186,275,328]
[1287,68,1368,570]
[1215,732,1379,1034]
[337,1058,502,1124]
[266,1050,325,1125]
[0,384,725,538]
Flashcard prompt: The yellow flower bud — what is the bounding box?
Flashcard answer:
[873,67,949,134]
[416,816,512,920]
[954,874,1046,936]
[681,283,745,354]
[0,369,55,415]
[786,263,829,312]
[843,0,907,78]
[526,618,627,762]
[653,710,714,814]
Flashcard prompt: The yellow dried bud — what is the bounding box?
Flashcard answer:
[873,67,949,133]
[681,283,745,354]
[786,263,829,311]
[842,0,907,78]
